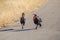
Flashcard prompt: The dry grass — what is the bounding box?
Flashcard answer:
[0,0,47,28]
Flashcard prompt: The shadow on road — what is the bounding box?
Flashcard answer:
[13,28,35,32]
[0,28,36,32]
[0,29,14,32]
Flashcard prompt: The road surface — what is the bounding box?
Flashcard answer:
[0,0,60,40]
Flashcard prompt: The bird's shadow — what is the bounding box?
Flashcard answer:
[0,28,36,32]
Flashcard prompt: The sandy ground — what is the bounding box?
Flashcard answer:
[0,0,60,40]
